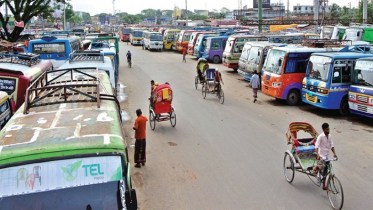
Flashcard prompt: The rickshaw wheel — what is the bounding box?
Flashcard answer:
[219,89,224,104]
[327,175,344,210]
[170,107,176,127]
[149,111,156,130]
[195,76,198,90]
[283,152,295,183]
[202,85,207,99]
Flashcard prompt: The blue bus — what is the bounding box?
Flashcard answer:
[302,45,373,115]
[348,57,373,118]
[193,34,219,58]
[28,36,82,68]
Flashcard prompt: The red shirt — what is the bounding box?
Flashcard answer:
[182,48,187,55]
[134,115,148,139]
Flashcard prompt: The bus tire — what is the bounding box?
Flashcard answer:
[125,189,138,210]
[286,89,300,106]
[213,55,220,64]
[339,97,350,115]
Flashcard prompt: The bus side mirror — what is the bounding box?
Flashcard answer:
[278,58,282,67]
[357,31,361,37]
[258,51,260,56]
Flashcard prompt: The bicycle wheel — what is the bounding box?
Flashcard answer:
[219,89,224,104]
[202,84,207,99]
[195,76,198,90]
[170,107,176,127]
[149,111,156,130]
[327,175,344,210]
[283,152,295,183]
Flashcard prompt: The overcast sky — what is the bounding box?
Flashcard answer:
[70,0,360,16]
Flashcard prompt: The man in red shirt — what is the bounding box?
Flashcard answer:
[133,109,148,168]
[182,46,187,63]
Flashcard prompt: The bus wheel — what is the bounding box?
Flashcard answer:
[339,97,350,115]
[286,90,300,106]
[213,55,220,64]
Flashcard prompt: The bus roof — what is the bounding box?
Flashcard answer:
[355,56,373,61]
[270,46,341,53]
[0,57,53,79]
[0,72,124,166]
[58,55,113,72]
[244,41,287,48]
[310,52,373,59]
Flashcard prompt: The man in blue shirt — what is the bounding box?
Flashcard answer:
[249,70,260,103]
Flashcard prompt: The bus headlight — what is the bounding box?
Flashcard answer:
[302,84,307,89]
[349,93,356,100]
[272,82,282,87]
[317,88,329,94]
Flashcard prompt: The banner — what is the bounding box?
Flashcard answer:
[14,20,24,28]
[270,24,298,32]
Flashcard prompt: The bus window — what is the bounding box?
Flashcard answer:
[332,60,352,83]
[284,53,312,74]
[211,40,219,50]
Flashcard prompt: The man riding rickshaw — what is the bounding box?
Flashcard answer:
[195,58,209,89]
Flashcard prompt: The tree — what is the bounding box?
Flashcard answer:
[220,7,230,14]
[0,0,67,42]
[356,0,373,23]
[121,15,140,24]
[82,12,91,24]
[189,14,208,20]
[327,3,341,19]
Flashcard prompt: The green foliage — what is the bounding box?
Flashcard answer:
[121,15,140,24]
[82,12,91,21]
[189,14,209,20]
[0,0,68,42]
[328,3,341,19]
[356,0,373,23]
[220,7,230,14]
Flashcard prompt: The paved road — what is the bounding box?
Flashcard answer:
[118,42,373,210]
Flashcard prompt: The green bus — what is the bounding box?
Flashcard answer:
[0,67,137,209]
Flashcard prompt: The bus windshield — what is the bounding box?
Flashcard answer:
[195,37,202,47]
[32,43,66,54]
[183,33,192,42]
[323,27,334,35]
[247,46,263,64]
[307,55,332,82]
[352,60,373,87]
[264,49,286,75]
[0,182,121,209]
[205,39,212,50]
[150,34,162,41]
[134,31,143,37]
[122,28,131,34]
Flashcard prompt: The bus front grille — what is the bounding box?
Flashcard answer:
[308,85,317,93]
[357,95,368,103]
[306,94,317,103]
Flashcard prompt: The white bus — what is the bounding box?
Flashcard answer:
[142,31,163,51]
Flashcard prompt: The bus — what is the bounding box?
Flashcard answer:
[237,42,287,82]
[142,31,163,51]
[59,51,118,94]
[320,26,347,40]
[202,36,228,63]
[262,46,341,105]
[176,30,196,52]
[302,45,373,115]
[193,34,219,58]
[120,27,131,42]
[187,31,214,55]
[342,27,373,44]
[348,57,373,118]
[0,67,138,209]
[129,29,145,45]
[0,52,53,111]
[222,35,269,71]
[163,29,181,50]
[28,36,83,68]
[0,91,13,130]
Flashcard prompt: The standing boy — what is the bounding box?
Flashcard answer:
[249,70,260,103]
[133,109,148,168]
[182,46,187,63]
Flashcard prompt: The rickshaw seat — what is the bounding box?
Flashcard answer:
[294,145,316,154]
[206,69,215,81]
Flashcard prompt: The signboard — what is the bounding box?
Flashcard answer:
[0,156,122,198]
[32,43,66,54]
[0,78,16,95]
[253,0,271,8]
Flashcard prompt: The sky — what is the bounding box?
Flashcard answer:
[70,0,361,16]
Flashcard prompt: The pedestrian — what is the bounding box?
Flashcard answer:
[133,109,148,168]
[249,70,260,103]
[182,46,187,63]
[312,123,338,190]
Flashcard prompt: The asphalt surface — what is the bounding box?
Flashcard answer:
[118,41,373,210]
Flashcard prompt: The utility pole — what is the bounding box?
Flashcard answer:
[363,0,367,24]
[185,0,188,27]
[314,0,319,34]
[259,0,262,33]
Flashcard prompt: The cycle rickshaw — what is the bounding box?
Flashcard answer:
[149,84,176,130]
[283,122,344,210]
[201,68,224,104]
[195,58,208,89]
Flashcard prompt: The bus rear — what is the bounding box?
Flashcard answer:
[163,29,181,50]
[202,37,228,63]
[188,32,213,55]
[262,47,340,105]
[120,28,131,42]
[348,57,373,118]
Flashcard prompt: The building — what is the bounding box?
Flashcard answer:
[225,12,234,20]
[91,16,99,24]
[293,3,336,16]
[233,3,285,20]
